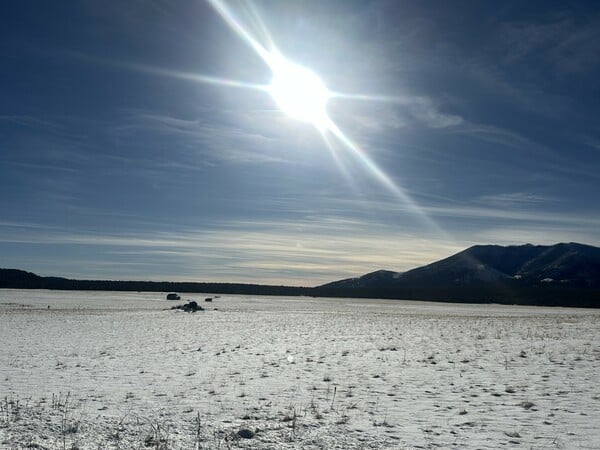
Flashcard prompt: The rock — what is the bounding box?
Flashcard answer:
[237,429,254,439]
[170,301,204,312]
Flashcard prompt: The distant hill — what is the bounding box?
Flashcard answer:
[0,268,310,297]
[2,243,599,307]
[317,243,600,307]
[324,269,403,289]
[0,268,43,289]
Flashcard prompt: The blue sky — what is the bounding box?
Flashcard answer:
[1,0,599,285]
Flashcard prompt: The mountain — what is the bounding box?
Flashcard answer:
[318,243,600,307]
[322,243,600,289]
[2,243,599,307]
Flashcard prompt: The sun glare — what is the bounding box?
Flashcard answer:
[268,56,331,130]
[200,0,440,232]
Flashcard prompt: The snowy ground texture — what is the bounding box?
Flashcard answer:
[1,290,599,449]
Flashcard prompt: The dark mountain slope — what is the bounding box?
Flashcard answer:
[322,243,600,290]
[319,269,402,289]
[517,243,600,286]
[317,243,600,306]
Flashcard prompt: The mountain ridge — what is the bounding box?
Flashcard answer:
[321,242,600,290]
[1,243,599,307]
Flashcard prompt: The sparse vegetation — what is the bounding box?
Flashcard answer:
[1,292,598,448]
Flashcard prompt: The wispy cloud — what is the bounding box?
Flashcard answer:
[475,192,557,207]
[0,160,79,174]
[4,200,599,285]
[0,115,63,131]
[451,122,535,150]
[0,217,465,285]
[331,93,463,134]
[498,14,600,74]
[109,109,320,165]
[326,196,600,231]
[421,204,600,228]
[409,97,463,128]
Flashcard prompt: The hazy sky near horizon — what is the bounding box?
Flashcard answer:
[1,1,600,285]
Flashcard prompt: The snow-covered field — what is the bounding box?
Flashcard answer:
[1,289,599,449]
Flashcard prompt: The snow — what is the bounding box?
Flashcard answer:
[1,289,599,449]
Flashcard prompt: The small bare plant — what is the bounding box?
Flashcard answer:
[373,413,392,428]
[282,404,298,423]
[310,397,323,420]
[330,386,337,410]
[144,421,170,449]
[0,395,20,426]
[281,404,299,441]
[336,414,350,425]
[347,401,359,410]
[193,412,202,449]
[57,392,83,450]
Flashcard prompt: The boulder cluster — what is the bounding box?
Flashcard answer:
[170,301,204,312]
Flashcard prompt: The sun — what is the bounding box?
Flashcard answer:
[198,0,436,231]
[268,56,331,130]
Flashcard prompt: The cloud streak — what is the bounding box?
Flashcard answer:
[0,217,464,285]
